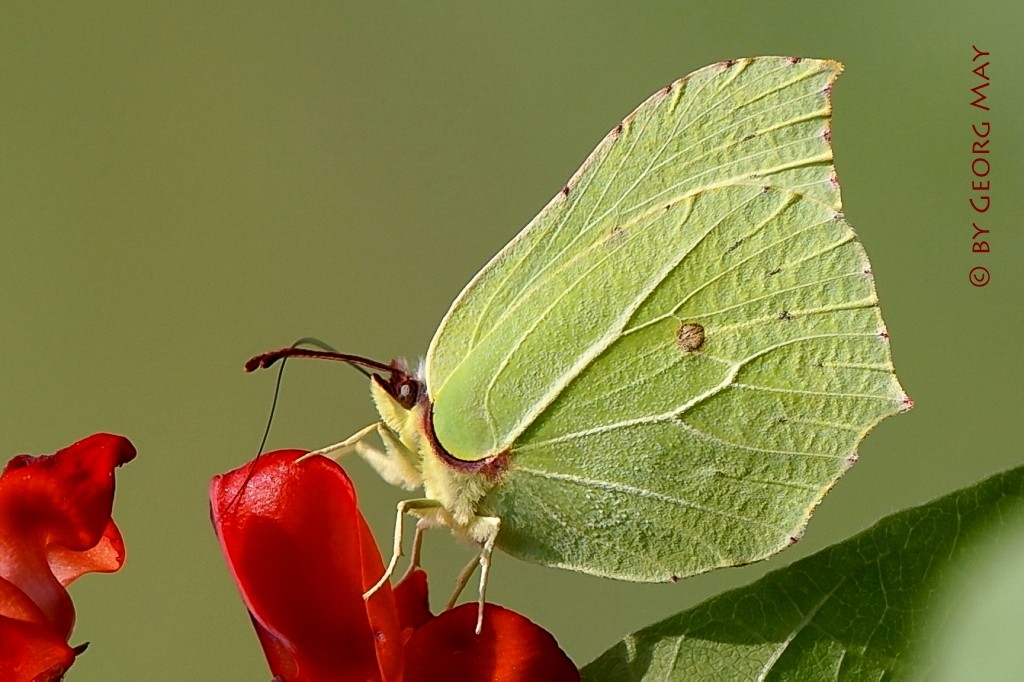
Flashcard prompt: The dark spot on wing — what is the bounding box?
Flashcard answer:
[607,225,625,245]
[676,322,705,352]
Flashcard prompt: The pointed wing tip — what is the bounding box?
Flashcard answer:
[820,58,845,74]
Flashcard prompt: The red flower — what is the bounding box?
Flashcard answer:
[0,433,136,681]
[210,451,579,681]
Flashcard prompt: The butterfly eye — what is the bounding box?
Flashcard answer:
[395,378,420,409]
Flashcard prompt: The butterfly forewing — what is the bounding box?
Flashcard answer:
[427,57,845,460]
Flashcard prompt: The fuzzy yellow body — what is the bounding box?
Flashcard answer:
[355,379,501,633]
[369,378,495,527]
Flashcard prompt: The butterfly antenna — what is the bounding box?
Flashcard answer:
[291,337,373,378]
[229,337,368,511]
[245,340,395,377]
[290,333,374,376]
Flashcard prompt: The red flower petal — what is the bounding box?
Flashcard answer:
[0,433,135,678]
[393,568,433,641]
[403,604,579,682]
[0,616,76,682]
[210,451,403,682]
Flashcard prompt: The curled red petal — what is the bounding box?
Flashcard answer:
[48,520,126,586]
[0,433,135,641]
[403,603,579,682]
[210,451,402,682]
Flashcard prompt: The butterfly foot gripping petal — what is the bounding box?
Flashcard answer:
[471,515,501,634]
[444,515,502,634]
[364,498,443,600]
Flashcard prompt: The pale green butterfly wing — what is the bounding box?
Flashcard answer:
[425,57,908,580]
[429,57,846,457]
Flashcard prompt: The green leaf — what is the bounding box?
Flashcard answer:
[920,502,1024,680]
[580,465,1024,680]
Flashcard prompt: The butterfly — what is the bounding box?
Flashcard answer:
[248,57,910,633]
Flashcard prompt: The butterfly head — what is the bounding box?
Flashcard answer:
[369,357,429,453]
[369,357,426,410]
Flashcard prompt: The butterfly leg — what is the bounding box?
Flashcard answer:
[300,423,379,461]
[398,523,426,583]
[364,498,443,600]
[445,553,481,611]
[470,515,501,634]
[355,424,423,490]
[442,515,501,634]
[303,423,423,490]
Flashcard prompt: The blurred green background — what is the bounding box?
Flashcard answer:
[1,2,1021,679]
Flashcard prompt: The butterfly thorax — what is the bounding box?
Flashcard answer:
[370,368,507,526]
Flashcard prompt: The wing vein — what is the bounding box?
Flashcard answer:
[515,466,777,529]
[458,61,813,360]
[673,418,843,459]
[732,383,895,403]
